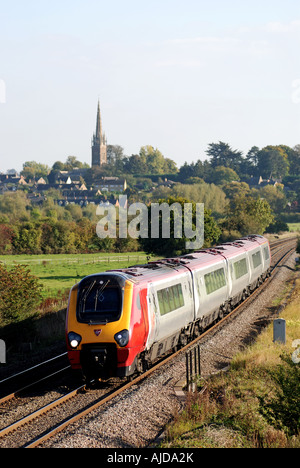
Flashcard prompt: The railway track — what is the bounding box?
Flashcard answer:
[0,237,297,448]
[0,353,70,402]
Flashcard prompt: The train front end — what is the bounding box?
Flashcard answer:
[66,273,146,380]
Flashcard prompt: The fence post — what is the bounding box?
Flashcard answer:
[186,353,190,392]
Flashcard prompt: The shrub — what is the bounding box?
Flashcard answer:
[0,263,42,325]
[258,354,300,437]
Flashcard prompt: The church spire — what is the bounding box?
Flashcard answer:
[96,100,102,139]
[92,100,107,167]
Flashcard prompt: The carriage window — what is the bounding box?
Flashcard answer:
[264,246,270,261]
[234,258,248,279]
[204,268,226,295]
[252,251,262,269]
[157,284,185,316]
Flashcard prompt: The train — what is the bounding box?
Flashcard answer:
[66,235,271,381]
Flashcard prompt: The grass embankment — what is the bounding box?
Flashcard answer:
[161,276,300,448]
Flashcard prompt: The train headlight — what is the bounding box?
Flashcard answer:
[68,332,82,349]
[114,330,129,348]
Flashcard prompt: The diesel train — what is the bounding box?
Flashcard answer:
[66,235,271,380]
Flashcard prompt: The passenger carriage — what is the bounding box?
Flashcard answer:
[66,235,271,380]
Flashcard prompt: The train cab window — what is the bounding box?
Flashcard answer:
[157,283,184,316]
[252,251,262,269]
[234,258,248,280]
[77,275,124,324]
[204,268,226,295]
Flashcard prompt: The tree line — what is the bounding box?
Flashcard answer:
[1,140,300,255]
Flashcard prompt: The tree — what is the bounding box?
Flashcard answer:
[224,195,274,236]
[65,156,89,169]
[256,147,289,179]
[265,218,289,234]
[106,145,125,174]
[140,196,221,257]
[222,181,251,199]
[124,154,148,174]
[206,141,243,172]
[151,182,227,215]
[0,192,29,222]
[21,161,50,180]
[259,185,287,213]
[208,166,240,185]
[290,145,300,175]
[239,146,260,176]
[124,146,178,175]
[0,224,15,254]
[52,157,89,172]
[12,222,42,254]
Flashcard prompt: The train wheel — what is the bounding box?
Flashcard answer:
[241,289,247,302]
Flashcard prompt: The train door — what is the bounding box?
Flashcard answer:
[145,282,160,348]
[224,257,232,298]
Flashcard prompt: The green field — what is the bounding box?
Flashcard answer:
[288,223,300,232]
[0,252,151,299]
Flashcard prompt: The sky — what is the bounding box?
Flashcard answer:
[1,0,300,173]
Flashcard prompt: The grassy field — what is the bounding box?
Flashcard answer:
[0,252,151,298]
[288,223,300,232]
[161,273,300,448]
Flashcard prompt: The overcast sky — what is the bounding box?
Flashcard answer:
[1,0,300,172]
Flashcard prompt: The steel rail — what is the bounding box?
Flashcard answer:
[0,353,68,386]
[0,384,86,439]
[0,366,70,404]
[0,238,295,448]
[23,239,296,448]
[1,236,294,392]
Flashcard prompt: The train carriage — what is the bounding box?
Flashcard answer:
[66,235,271,381]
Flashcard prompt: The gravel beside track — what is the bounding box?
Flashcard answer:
[38,251,297,448]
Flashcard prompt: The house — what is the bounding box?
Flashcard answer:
[246,176,282,189]
[62,188,102,200]
[36,177,47,185]
[27,193,47,205]
[95,177,127,192]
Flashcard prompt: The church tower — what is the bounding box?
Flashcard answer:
[91,101,107,167]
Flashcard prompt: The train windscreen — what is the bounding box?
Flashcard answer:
[76,275,125,324]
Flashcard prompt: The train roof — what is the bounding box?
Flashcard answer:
[107,235,269,285]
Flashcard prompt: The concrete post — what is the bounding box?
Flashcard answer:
[273,319,286,345]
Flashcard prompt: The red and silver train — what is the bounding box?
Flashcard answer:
[66,235,271,380]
